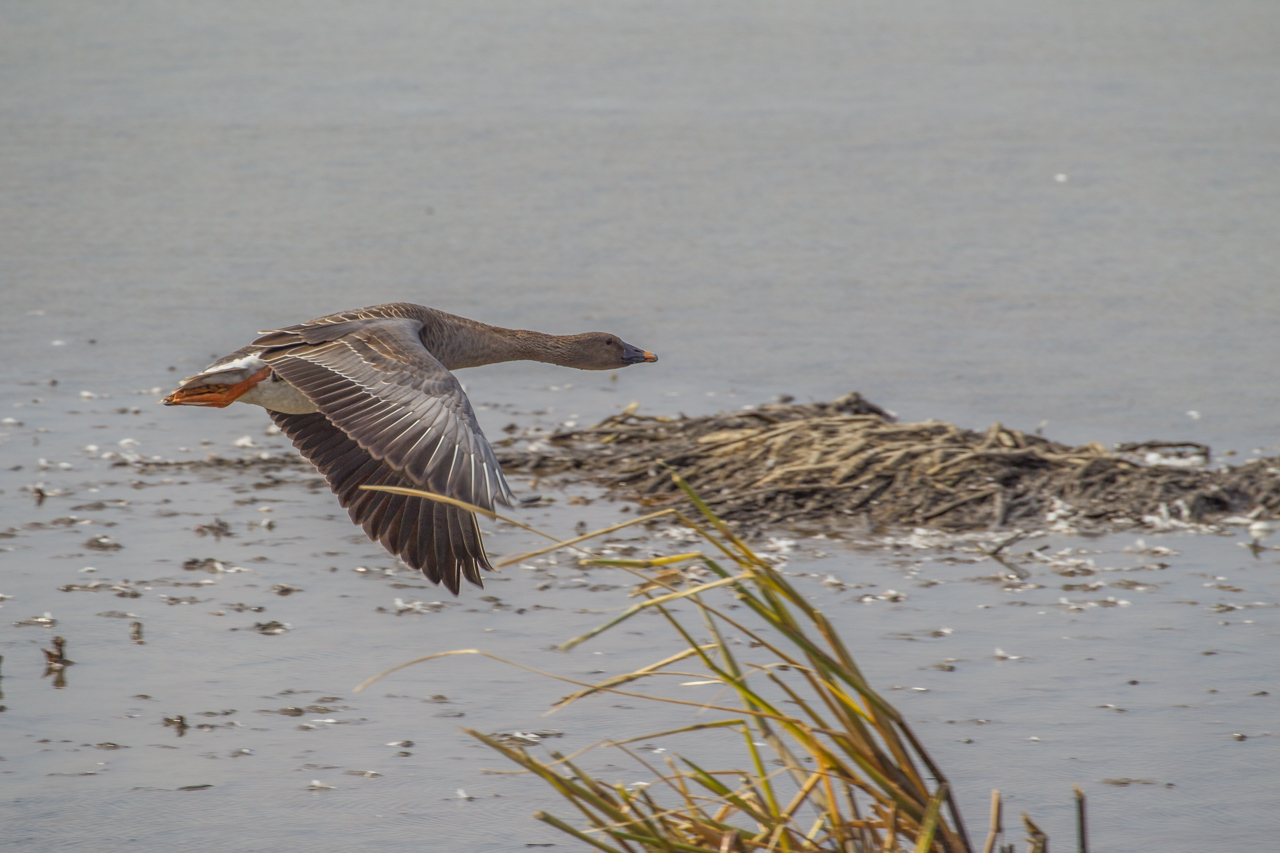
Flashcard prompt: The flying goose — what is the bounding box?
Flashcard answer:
[162,302,657,594]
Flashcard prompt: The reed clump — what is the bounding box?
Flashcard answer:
[498,392,1280,534]
[357,477,1050,853]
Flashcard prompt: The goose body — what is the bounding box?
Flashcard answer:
[163,303,657,594]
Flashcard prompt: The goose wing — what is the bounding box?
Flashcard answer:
[269,411,489,594]
[254,316,514,511]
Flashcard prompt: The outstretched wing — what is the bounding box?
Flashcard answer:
[253,315,514,594]
[255,316,514,511]
[269,411,489,594]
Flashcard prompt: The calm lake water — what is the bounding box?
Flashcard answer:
[2,1,1278,850]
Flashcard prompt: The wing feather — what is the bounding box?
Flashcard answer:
[270,410,492,593]
[258,318,513,512]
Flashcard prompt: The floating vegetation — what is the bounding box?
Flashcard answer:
[193,518,234,539]
[14,613,57,628]
[163,715,190,736]
[182,558,247,574]
[355,478,1066,853]
[501,393,1280,534]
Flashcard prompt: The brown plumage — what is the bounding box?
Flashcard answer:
[162,303,658,594]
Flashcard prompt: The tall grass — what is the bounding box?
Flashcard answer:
[356,474,1039,853]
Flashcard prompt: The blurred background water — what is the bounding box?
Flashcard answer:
[2,1,1278,850]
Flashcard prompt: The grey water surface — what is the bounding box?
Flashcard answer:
[2,1,1278,850]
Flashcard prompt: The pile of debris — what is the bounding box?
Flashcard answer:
[498,393,1280,533]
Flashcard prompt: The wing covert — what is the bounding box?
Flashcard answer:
[256,317,514,511]
[269,411,489,593]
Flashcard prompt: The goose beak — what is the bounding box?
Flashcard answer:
[622,342,658,364]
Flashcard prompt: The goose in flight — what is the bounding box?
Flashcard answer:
[162,303,658,594]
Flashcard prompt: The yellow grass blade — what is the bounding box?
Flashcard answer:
[911,786,946,853]
[583,551,706,569]
[497,508,679,567]
[553,645,716,710]
[534,812,628,853]
[556,574,748,652]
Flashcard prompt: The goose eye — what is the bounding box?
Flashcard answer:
[605,338,615,346]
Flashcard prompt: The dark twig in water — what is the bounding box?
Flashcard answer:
[1023,814,1048,853]
[1075,786,1089,853]
[42,636,74,688]
[985,531,1029,558]
[42,636,73,668]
